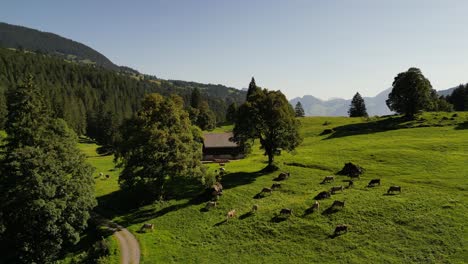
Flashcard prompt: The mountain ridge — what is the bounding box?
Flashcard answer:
[290,87,458,116]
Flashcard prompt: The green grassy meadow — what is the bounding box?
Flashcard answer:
[83,113,467,263]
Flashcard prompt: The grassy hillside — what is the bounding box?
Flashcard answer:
[84,113,467,263]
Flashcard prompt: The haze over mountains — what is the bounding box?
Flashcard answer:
[1,21,460,117]
[290,87,458,116]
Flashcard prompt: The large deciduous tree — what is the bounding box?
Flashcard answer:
[115,93,203,202]
[386,68,434,118]
[233,87,302,169]
[0,76,96,263]
[348,92,368,117]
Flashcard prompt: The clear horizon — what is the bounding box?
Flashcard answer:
[2,0,467,100]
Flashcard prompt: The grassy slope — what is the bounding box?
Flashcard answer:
[86,113,467,263]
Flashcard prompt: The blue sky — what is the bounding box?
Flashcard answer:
[2,0,468,99]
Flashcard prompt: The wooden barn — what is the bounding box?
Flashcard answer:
[202,132,244,161]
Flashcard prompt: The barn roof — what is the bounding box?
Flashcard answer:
[203,132,238,148]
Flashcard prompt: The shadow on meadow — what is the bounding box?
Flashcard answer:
[455,121,468,130]
[95,177,209,226]
[323,116,412,139]
[221,170,269,190]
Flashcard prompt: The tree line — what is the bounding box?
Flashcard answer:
[0,48,246,145]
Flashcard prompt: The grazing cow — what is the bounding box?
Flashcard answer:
[252,204,259,212]
[322,175,334,184]
[99,172,103,177]
[330,186,344,194]
[332,200,345,208]
[220,167,226,172]
[226,209,237,220]
[387,186,401,194]
[271,183,281,190]
[205,201,217,210]
[261,187,273,195]
[105,174,110,179]
[311,200,320,211]
[140,223,154,232]
[219,163,225,166]
[368,179,381,187]
[315,191,331,200]
[280,208,293,216]
[334,224,348,235]
[276,172,290,181]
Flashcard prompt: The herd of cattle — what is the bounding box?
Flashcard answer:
[204,164,402,236]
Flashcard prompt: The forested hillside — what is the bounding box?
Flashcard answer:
[0,48,245,137]
[0,22,120,70]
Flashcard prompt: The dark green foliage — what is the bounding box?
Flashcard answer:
[348,92,368,117]
[386,68,436,117]
[428,90,453,112]
[0,86,8,129]
[190,87,201,109]
[196,101,216,131]
[233,88,302,167]
[446,84,468,111]
[226,102,238,123]
[115,94,204,202]
[0,48,245,139]
[295,101,305,117]
[246,77,260,100]
[0,77,96,263]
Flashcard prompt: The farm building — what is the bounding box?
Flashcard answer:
[202,132,244,161]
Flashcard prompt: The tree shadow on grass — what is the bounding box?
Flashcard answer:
[455,121,468,130]
[221,170,269,190]
[323,116,414,139]
[95,178,209,227]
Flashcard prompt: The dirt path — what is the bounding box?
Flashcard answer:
[92,213,140,264]
[113,224,140,264]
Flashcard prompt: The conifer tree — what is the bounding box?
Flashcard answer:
[246,77,260,100]
[295,101,305,117]
[0,76,96,263]
[348,92,368,117]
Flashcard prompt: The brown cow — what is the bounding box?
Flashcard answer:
[276,172,290,181]
[226,209,237,220]
[205,201,217,210]
[330,186,344,194]
[322,175,334,184]
[271,183,281,190]
[140,223,154,232]
[368,179,381,187]
[252,204,259,212]
[261,187,273,195]
[387,186,401,194]
[311,200,320,211]
[280,208,293,216]
[334,224,348,235]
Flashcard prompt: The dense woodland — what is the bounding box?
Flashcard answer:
[0,48,246,144]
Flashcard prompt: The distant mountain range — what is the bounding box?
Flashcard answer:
[290,87,458,116]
